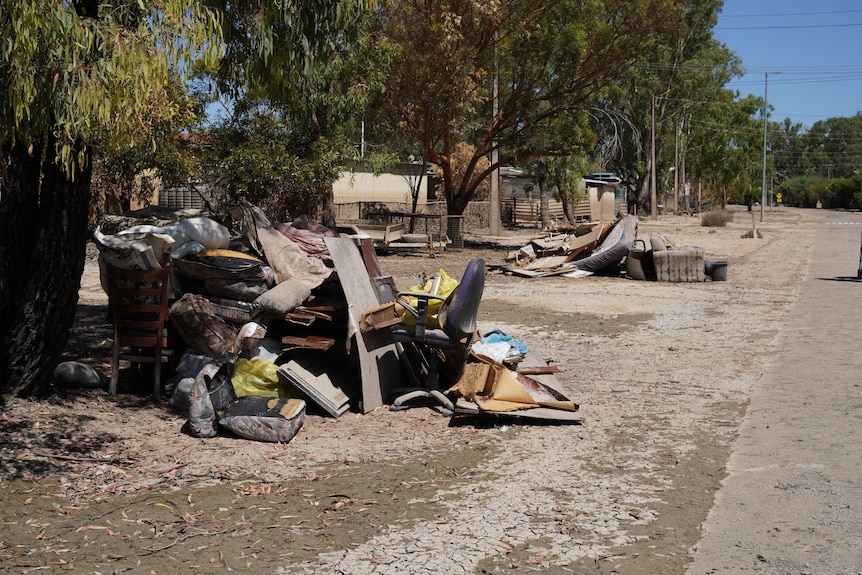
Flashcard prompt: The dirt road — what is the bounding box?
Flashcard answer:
[1,207,859,573]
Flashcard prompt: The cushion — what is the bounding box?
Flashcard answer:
[204,277,269,302]
[202,295,261,324]
[650,232,667,252]
[174,253,266,281]
[170,293,238,357]
[253,279,311,315]
[219,397,306,443]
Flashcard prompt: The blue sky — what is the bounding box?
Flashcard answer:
[714,0,862,128]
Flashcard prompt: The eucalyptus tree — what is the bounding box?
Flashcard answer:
[771,118,806,182]
[201,1,381,226]
[687,93,764,207]
[546,154,591,225]
[0,0,375,398]
[802,114,862,179]
[590,0,737,214]
[198,98,344,222]
[363,0,680,217]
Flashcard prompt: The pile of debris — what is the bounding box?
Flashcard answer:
[500,214,727,282]
[88,201,581,443]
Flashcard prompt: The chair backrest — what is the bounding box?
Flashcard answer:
[107,263,172,348]
[437,258,485,340]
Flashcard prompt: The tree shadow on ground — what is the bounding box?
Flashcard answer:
[0,302,186,481]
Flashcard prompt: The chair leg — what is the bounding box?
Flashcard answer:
[152,344,162,401]
[109,340,120,395]
[425,351,440,390]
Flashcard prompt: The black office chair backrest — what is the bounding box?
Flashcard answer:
[437,258,485,340]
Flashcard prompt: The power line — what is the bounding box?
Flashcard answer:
[729,75,862,87]
[720,9,862,18]
[716,22,862,30]
[741,66,862,73]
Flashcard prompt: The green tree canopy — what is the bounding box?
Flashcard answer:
[199,100,344,222]
[0,0,222,398]
[590,0,739,214]
[363,0,681,216]
[0,0,375,399]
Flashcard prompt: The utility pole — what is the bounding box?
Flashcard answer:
[650,95,657,219]
[673,117,679,214]
[489,60,501,235]
[760,72,779,222]
[760,72,768,223]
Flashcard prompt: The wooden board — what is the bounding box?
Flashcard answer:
[277,359,351,418]
[325,236,404,412]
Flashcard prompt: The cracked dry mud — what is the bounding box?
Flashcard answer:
[1,207,808,573]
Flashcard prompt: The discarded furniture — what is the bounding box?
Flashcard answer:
[336,222,405,246]
[389,258,486,412]
[626,239,654,280]
[500,218,635,278]
[569,214,637,273]
[384,212,464,251]
[653,246,705,282]
[277,358,351,418]
[105,262,173,400]
[450,353,583,423]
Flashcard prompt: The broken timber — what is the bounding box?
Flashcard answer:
[325,236,404,412]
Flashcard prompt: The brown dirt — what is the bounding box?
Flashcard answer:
[0,207,809,573]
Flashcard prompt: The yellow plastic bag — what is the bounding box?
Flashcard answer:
[399,269,459,329]
[232,358,291,397]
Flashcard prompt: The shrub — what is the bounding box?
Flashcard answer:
[701,210,733,227]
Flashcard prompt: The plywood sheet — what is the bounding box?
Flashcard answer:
[277,359,351,418]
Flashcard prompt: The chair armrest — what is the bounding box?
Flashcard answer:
[394,291,447,319]
[394,291,447,341]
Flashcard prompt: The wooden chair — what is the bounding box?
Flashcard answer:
[105,262,173,400]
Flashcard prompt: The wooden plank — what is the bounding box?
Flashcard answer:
[517,365,563,375]
[325,236,404,412]
[282,335,335,351]
[277,359,351,418]
[524,255,569,270]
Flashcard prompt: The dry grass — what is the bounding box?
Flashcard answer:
[701,209,734,227]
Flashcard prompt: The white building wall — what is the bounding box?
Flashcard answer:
[333,170,430,205]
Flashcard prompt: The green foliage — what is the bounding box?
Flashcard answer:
[198,102,343,222]
[0,0,222,175]
[0,0,378,398]
[801,114,862,179]
[771,118,806,181]
[208,0,377,102]
[827,172,862,210]
[365,0,680,215]
[547,155,590,202]
[589,0,741,209]
[776,176,833,208]
[90,79,206,219]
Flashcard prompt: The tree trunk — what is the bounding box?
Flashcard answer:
[537,156,550,230]
[319,187,337,229]
[408,158,429,234]
[0,136,92,400]
[637,128,664,214]
[560,194,576,225]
